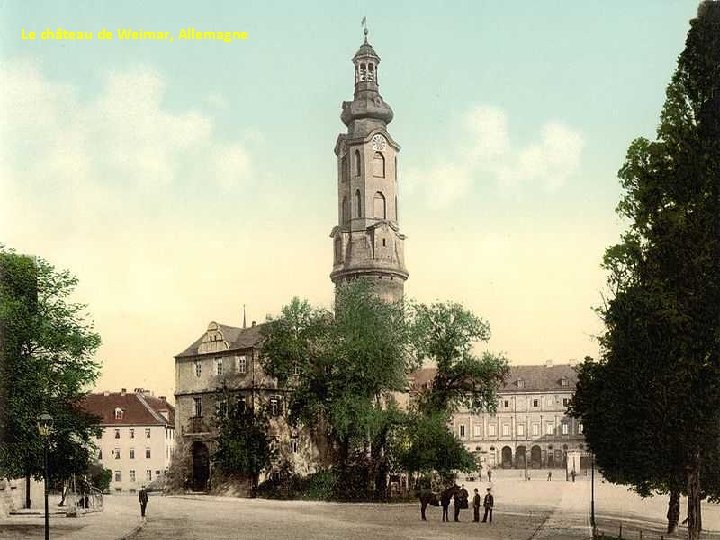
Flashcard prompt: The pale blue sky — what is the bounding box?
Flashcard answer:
[0,1,700,402]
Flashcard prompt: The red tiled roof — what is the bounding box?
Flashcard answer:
[81,391,175,427]
[410,364,578,393]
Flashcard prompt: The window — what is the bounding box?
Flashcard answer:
[355,190,362,218]
[517,424,525,437]
[561,377,569,387]
[532,423,540,436]
[130,448,135,459]
[193,397,202,418]
[114,408,123,420]
[146,448,151,459]
[341,197,349,225]
[130,470,136,482]
[578,423,584,434]
[561,423,569,435]
[373,152,385,178]
[270,396,281,416]
[503,400,509,408]
[488,424,496,437]
[146,470,152,481]
[517,379,525,389]
[533,399,539,408]
[562,398,569,408]
[290,438,299,453]
[546,423,554,435]
[459,424,466,439]
[501,424,510,437]
[130,428,135,439]
[235,355,247,374]
[218,399,228,418]
[114,429,120,439]
[145,428,151,439]
[473,424,482,437]
[216,358,223,376]
[195,360,202,377]
[114,471,121,482]
[354,149,361,176]
[373,191,386,219]
[113,448,120,460]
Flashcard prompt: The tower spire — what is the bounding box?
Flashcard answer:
[361,16,368,44]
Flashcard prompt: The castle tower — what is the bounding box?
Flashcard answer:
[329,29,408,302]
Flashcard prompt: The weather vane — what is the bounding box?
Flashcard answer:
[361,16,368,43]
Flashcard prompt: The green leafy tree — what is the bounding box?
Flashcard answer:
[0,248,101,508]
[212,392,276,494]
[411,301,509,416]
[571,4,720,539]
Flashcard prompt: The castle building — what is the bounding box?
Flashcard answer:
[411,362,587,472]
[330,30,408,302]
[82,388,175,492]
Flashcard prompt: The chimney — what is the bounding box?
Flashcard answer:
[120,388,127,396]
[252,320,256,327]
[545,359,553,368]
[243,304,247,329]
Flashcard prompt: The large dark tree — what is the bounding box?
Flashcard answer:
[570,4,720,539]
[0,248,102,508]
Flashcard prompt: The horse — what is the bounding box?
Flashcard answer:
[417,489,439,521]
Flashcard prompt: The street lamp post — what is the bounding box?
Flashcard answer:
[37,413,53,540]
[590,453,596,534]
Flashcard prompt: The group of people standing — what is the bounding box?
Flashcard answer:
[420,483,494,524]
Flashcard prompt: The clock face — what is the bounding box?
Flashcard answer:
[371,134,386,151]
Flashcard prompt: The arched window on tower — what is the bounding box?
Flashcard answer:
[373,152,385,178]
[334,236,343,264]
[341,196,349,225]
[341,155,348,182]
[367,63,375,82]
[355,189,362,218]
[359,63,367,82]
[354,149,361,176]
[373,192,386,219]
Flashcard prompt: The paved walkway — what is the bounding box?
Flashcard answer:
[0,493,142,539]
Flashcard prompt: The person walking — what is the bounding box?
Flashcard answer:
[472,488,481,522]
[487,469,492,482]
[547,471,552,481]
[139,486,149,518]
[481,487,494,523]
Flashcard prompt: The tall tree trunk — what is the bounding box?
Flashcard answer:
[687,453,702,540]
[667,490,680,534]
[24,472,31,509]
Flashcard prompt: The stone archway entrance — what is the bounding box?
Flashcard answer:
[501,446,513,469]
[192,441,210,491]
[515,445,527,469]
[530,445,542,468]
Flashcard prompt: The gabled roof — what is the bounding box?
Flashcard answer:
[409,364,578,394]
[81,391,175,427]
[175,322,267,358]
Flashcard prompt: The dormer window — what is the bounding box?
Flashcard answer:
[560,377,569,387]
[114,408,123,420]
[517,379,525,389]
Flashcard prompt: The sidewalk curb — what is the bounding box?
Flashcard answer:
[118,517,146,539]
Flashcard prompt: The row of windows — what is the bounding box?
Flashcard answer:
[114,469,160,483]
[100,447,153,460]
[195,355,249,377]
[343,150,389,179]
[192,395,283,418]
[457,421,583,439]
[500,396,571,409]
[341,191,396,223]
[99,427,152,440]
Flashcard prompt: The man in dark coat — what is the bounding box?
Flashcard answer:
[472,488,481,522]
[139,486,149,517]
[481,487,494,523]
[453,484,468,522]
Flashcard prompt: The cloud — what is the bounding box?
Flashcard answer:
[408,105,584,209]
